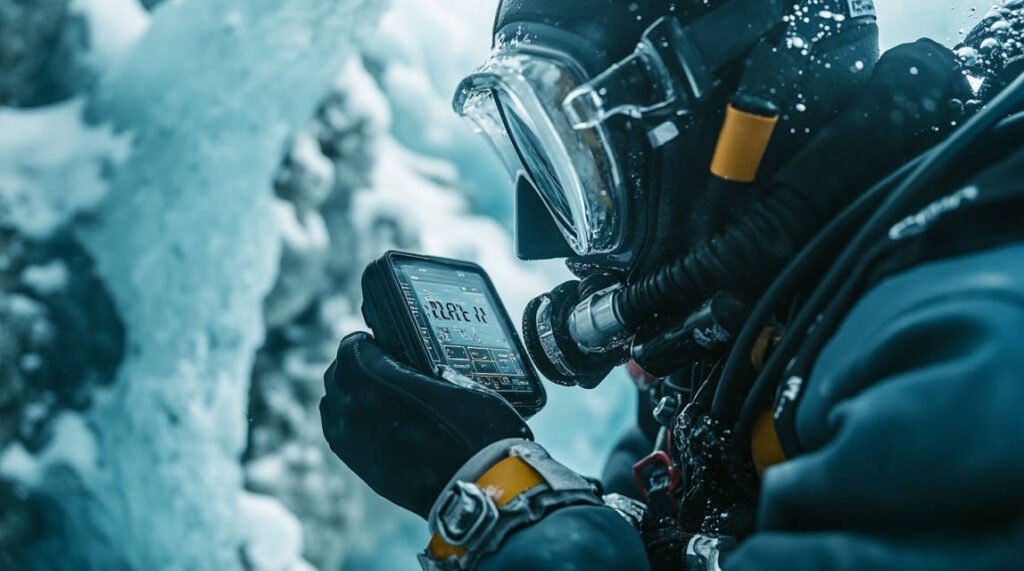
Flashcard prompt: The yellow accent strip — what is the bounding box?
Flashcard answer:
[751,411,787,478]
[750,326,780,372]
[710,104,780,183]
[427,534,467,561]
[476,456,545,508]
[427,456,545,561]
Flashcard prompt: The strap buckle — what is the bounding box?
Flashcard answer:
[434,481,500,551]
[422,440,603,571]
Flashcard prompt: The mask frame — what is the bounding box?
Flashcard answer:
[453,50,629,256]
[456,0,790,262]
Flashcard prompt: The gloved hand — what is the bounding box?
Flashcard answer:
[320,332,532,518]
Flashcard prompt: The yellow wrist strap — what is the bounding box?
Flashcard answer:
[427,455,545,561]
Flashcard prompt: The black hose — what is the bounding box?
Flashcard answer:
[615,40,970,333]
[729,78,1024,442]
[710,152,924,421]
[615,186,820,329]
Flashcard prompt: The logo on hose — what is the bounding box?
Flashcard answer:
[774,376,803,419]
[889,185,980,241]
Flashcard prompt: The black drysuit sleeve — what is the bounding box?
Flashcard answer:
[727,239,1024,570]
[475,505,651,571]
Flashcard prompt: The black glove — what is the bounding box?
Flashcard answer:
[320,332,532,518]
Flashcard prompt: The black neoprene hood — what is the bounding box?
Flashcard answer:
[492,0,723,71]
[489,0,881,274]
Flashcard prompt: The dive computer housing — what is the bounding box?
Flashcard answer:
[361,251,546,418]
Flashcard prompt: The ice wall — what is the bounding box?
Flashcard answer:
[3,0,384,569]
[363,0,516,221]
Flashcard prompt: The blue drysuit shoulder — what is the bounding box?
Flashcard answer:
[756,240,1024,534]
[799,239,1024,451]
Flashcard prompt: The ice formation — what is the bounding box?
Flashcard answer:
[0,100,131,238]
[2,0,384,569]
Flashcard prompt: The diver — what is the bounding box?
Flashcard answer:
[320,0,1024,569]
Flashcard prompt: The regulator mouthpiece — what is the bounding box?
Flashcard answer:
[567,284,628,352]
[522,281,627,389]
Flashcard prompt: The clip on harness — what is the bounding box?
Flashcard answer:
[420,440,645,571]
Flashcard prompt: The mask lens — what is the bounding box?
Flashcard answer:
[452,52,628,256]
[495,94,575,235]
[459,91,524,184]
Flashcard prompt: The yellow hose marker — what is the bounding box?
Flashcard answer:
[710,103,780,183]
[751,410,787,478]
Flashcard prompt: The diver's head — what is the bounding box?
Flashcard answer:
[453,0,880,277]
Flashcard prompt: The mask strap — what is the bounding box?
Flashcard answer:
[563,0,786,129]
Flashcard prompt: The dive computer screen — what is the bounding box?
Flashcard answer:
[392,258,534,393]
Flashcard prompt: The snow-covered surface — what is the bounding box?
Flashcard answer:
[364,0,516,220]
[239,492,314,571]
[0,100,132,238]
[20,261,71,296]
[0,413,97,487]
[70,0,150,69]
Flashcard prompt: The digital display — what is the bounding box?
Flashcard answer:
[393,259,532,393]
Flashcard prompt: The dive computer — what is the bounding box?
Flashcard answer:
[361,251,546,417]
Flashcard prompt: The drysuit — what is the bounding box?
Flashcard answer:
[476,144,1024,570]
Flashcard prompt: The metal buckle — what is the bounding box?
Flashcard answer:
[435,481,499,551]
[601,493,648,530]
[686,535,737,571]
